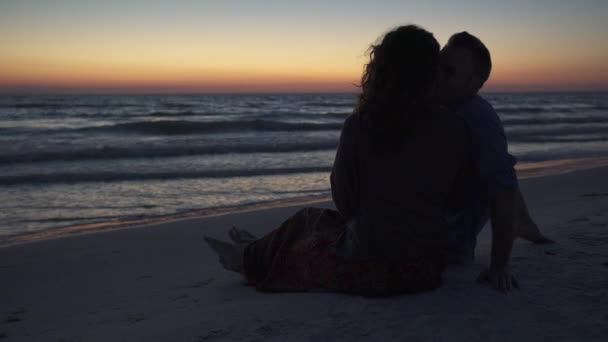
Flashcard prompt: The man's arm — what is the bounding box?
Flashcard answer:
[458,97,550,290]
[489,189,518,270]
[478,188,519,292]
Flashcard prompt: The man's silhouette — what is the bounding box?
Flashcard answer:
[438,32,552,291]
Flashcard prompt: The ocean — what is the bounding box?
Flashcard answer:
[1,92,607,239]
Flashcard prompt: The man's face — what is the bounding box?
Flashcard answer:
[438,45,477,105]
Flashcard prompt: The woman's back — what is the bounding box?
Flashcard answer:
[211,25,465,296]
[331,107,470,261]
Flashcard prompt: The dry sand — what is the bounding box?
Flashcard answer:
[1,166,607,341]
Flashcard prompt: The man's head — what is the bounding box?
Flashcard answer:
[438,31,492,105]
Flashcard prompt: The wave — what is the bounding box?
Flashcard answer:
[159,102,196,109]
[145,111,351,119]
[18,215,126,223]
[0,141,339,165]
[511,136,608,143]
[9,103,66,109]
[4,103,143,109]
[0,119,345,135]
[506,124,608,139]
[146,111,206,117]
[76,119,344,135]
[315,113,352,120]
[0,166,333,186]
[79,116,606,137]
[6,103,605,113]
[513,150,608,162]
[495,105,608,114]
[304,102,355,107]
[502,116,608,126]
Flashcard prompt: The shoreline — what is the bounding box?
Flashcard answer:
[3,156,608,248]
[0,193,332,248]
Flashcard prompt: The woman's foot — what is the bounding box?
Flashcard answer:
[228,226,258,244]
[203,236,248,273]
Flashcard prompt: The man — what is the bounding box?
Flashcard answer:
[438,32,553,292]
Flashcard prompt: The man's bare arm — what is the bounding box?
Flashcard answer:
[478,189,519,292]
[490,189,518,270]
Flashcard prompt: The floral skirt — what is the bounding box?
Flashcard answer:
[243,207,446,296]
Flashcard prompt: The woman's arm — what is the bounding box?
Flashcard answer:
[330,115,359,219]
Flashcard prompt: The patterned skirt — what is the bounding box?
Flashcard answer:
[243,207,446,296]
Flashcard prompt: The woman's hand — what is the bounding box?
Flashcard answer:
[477,267,519,293]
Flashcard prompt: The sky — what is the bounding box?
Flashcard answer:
[1,0,607,93]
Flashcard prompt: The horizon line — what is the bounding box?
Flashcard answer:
[1,89,608,96]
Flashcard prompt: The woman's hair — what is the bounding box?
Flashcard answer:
[355,25,440,154]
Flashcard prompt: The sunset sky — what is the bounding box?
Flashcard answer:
[1,0,607,93]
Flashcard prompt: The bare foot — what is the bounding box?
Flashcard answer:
[518,222,555,244]
[529,236,555,244]
[228,226,258,244]
[204,236,247,273]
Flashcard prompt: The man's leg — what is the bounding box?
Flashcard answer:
[515,190,553,244]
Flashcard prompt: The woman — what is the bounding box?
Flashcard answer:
[205,25,470,296]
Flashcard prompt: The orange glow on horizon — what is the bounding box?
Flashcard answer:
[3,60,606,93]
[0,56,361,93]
[1,1,606,93]
[2,39,606,93]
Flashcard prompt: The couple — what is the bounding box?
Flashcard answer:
[205,25,552,296]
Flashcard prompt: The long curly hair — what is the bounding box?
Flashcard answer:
[355,25,440,154]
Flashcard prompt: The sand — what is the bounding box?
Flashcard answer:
[1,166,607,341]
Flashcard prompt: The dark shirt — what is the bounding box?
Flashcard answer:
[331,108,470,261]
[453,95,518,198]
[445,95,519,258]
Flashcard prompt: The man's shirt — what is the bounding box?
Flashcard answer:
[445,94,519,259]
[455,94,518,198]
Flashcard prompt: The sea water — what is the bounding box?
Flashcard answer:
[1,93,607,237]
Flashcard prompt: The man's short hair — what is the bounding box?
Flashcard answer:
[447,32,492,89]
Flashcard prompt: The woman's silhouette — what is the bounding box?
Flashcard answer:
[205,25,470,296]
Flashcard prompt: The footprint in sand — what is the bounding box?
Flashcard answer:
[57,337,83,342]
[198,328,229,341]
[581,192,608,198]
[9,308,25,315]
[255,324,274,336]
[5,308,25,324]
[136,274,154,280]
[127,313,147,324]
[188,278,214,288]
[569,217,590,223]
[5,316,21,323]
[170,293,189,301]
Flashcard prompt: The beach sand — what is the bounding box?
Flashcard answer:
[1,166,607,341]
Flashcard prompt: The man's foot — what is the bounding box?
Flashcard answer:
[528,235,555,244]
[518,230,555,244]
[517,222,555,244]
[203,236,248,273]
[228,226,258,244]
